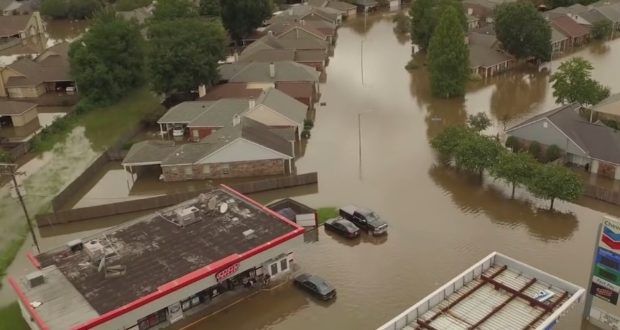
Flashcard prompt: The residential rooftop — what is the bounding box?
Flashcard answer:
[0,13,33,37]
[219,61,320,84]
[377,252,584,330]
[33,187,302,317]
[0,100,37,115]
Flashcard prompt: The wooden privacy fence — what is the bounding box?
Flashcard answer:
[36,172,318,227]
[584,183,620,206]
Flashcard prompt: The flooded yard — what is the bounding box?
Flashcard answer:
[4,12,620,330]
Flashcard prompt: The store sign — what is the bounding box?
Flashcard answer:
[216,263,240,282]
[591,281,620,305]
[590,307,620,329]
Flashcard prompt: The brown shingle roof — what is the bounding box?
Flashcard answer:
[275,81,314,99]
[0,100,37,115]
[551,15,590,38]
[0,13,31,37]
[6,49,72,87]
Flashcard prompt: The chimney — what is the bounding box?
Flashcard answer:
[269,62,275,79]
[232,114,241,126]
[198,84,206,97]
[249,97,256,109]
[467,8,473,15]
[268,30,274,36]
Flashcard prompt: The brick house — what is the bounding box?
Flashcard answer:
[123,118,295,182]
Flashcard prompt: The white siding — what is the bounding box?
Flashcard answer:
[198,138,289,164]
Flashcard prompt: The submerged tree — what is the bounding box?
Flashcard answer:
[467,112,492,132]
[410,0,466,51]
[527,164,583,210]
[430,125,474,160]
[427,7,469,98]
[495,2,552,62]
[453,134,503,179]
[151,0,197,22]
[551,57,611,107]
[491,152,538,198]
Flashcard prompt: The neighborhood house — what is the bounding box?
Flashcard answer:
[0,11,44,50]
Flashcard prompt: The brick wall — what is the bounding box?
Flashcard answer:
[162,159,286,182]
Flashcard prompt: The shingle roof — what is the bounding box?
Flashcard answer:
[219,61,320,83]
[0,100,37,115]
[269,4,339,23]
[0,13,31,37]
[578,9,610,25]
[157,101,215,124]
[256,88,307,125]
[326,0,357,11]
[187,99,250,128]
[238,49,296,62]
[468,32,512,68]
[200,83,263,101]
[307,0,328,7]
[595,4,620,22]
[5,44,71,87]
[122,140,177,166]
[508,103,620,164]
[551,15,591,38]
[551,27,569,43]
[275,81,314,100]
[295,49,328,62]
[266,22,328,40]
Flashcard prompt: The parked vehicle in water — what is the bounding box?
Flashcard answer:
[294,273,336,301]
[339,205,388,236]
[324,217,360,238]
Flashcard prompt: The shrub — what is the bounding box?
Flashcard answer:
[116,0,152,11]
[528,141,542,160]
[405,58,418,71]
[303,119,314,130]
[592,20,613,40]
[505,136,520,152]
[545,144,562,163]
[393,12,410,35]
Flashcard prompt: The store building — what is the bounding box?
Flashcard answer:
[9,186,304,330]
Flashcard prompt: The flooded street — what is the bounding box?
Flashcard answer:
[4,12,620,330]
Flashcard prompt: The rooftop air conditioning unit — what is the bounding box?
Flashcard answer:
[26,271,45,288]
[84,240,105,263]
[175,206,200,226]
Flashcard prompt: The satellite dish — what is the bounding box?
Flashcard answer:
[219,202,228,214]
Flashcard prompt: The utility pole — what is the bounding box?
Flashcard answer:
[0,163,40,253]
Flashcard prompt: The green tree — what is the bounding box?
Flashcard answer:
[151,0,197,22]
[468,112,492,132]
[393,12,410,35]
[147,18,227,95]
[221,0,272,41]
[200,0,221,16]
[0,149,11,163]
[41,0,69,18]
[68,0,102,19]
[495,2,552,62]
[410,0,434,50]
[428,7,469,98]
[528,141,542,160]
[505,136,521,152]
[69,12,145,105]
[491,151,537,198]
[592,20,613,40]
[116,0,152,11]
[550,57,611,106]
[527,164,583,210]
[431,125,475,160]
[545,144,562,163]
[454,134,503,178]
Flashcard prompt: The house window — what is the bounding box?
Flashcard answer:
[203,165,211,174]
[270,263,278,276]
[280,259,288,272]
[184,167,193,176]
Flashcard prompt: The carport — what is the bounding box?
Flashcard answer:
[121,140,177,187]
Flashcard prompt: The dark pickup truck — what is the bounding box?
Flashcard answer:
[339,205,388,236]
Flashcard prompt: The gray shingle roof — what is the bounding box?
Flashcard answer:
[122,140,177,166]
[239,49,296,62]
[468,32,512,68]
[326,0,357,11]
[551,27,569,43]
[187,99,250,128]
[0,100,37,115]
[219,61,320,83]
[578,8,609,25]
[594,4,620,22]
[157,101,215,124]
[508,103,620,164]
[256,88,307,125]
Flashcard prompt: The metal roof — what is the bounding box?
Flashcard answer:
[377,252,584,330]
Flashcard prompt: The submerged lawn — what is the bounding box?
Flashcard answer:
[317,207,339,224]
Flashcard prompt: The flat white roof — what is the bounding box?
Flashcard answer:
[377,252,585,330]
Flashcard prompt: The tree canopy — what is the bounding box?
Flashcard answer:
[410,0,466,50]
[199,0,221,17]
[430,125,474,160]
[453,133,503,178]
[592,20,613,40]
[467,112,492,132]
[221,0,272,41]
[69,12,145,106]
[494,2,552,62]
[41,0,102,19]
[491,151,537,198]
[527,164,583,210]
[550,57,610,106]
[147,18,227,95]
[427,7,469,98]
[151,0,198,22]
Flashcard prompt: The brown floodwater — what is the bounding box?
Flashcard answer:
[5,12,620,330]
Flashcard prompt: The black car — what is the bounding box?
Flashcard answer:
[324,217,360,238]
[339,205,388,236]
[294,273,336,301]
